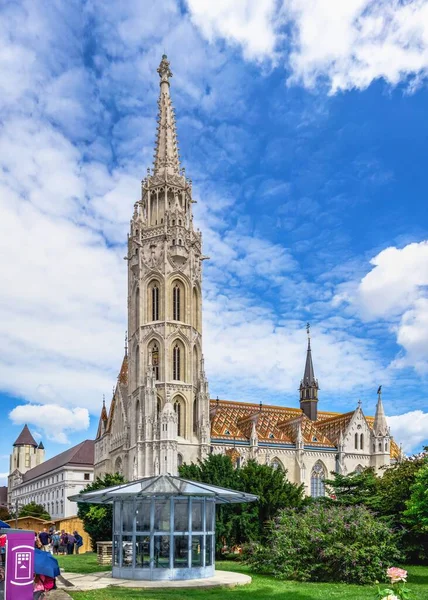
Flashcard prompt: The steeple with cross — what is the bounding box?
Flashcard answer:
[299,322,319,421]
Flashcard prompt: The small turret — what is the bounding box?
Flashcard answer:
[370,386,391,472]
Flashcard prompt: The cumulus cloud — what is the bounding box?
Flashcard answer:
[186,0,282,62]
[187,0,428,92]
[334,241,428,374]
[388,411,428,454]
[9,404,90,444]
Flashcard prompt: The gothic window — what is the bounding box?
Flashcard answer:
[152,285,159,321]
[355,465,364,474]
[173,344,181,380]
[172,238,176,245]
[173,285,180,321]
[115,457,123,476]
[135,345,140,388]
[172,219,176,226]
[355,433,359,449]
[174,398,184,436]
[379,442,382,451]
[193,398,197,433]
[135,288,140,331]
[152,344,159,380]
[384,441,388,451]
[271,459,282,471]
[157,397,161,418]
[360,433,364,450]
[310,462,326,498]
[178,239,182,245]
[177,453,183,467]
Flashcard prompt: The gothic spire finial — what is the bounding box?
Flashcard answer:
[300,322,319,420]
[124,331,128,357]
[157,54,173,85]
[153,55,181,177]
[102,394,105,407]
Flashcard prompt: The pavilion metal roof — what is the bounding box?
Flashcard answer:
[68,474,258,505]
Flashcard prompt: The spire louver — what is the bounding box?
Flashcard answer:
[153,55,181,177]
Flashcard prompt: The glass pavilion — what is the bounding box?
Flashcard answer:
[70,475,257,581]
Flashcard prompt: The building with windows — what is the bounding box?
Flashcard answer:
[94,55,401,498]
[8,427,94,518]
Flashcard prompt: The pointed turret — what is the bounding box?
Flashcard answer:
[373,386,388,436]
[13,425,38,448]
[299,323,319,421]
[100,396,108,423]
[153,55,181,177]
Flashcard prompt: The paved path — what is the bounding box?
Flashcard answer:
[58,569,251,591]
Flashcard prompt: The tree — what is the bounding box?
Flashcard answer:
[180,455,305,551]
[0,507,11,521]
[77,472,125,551]
[18,502,50,521]
[404,463,428,534]
[324,468,381,510]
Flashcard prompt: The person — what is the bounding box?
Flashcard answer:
[38,528,51,552]
[59,530,68,555]
[51,531,61,555]
[66,532,75,555]
[73,531,83,554]
[34,531,42,549]
[33,574,56,600]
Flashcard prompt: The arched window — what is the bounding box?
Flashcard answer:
[173,285,180,321]
[271,459,282,471]
[193,398,198,433]
[360,433,364,450]
[172,219,176,226]
[173,344,181,380]
[355,433,358,449]
[135,345,140,388]
[136,400,140,441]
[152,344,159,380]
[115,456,123,475]
[193,287,200,331]
[152,285,159,321]
[157,397,161,418]
[310,462,326,498]
[355,465,364,474]
[174,398,183,436]
[135,287,140,331]
[177,453,183,467]
[178,219,182,226]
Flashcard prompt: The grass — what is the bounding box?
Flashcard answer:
[57,552,111,574]
[61,556,428,600]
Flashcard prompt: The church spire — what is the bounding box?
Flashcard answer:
[373,386,388,436]
[153,55,181,177]
[299,323,319,421]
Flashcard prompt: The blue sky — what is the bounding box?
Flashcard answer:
[1,0,428,482]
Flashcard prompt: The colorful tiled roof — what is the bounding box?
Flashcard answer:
[209,399,399,458]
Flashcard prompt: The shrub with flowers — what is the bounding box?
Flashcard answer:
[245,503,402,585]
[377,567,411,600]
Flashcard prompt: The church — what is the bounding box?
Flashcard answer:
[94,55,400,497]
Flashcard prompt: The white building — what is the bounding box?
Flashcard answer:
[94,55,402,496]
[8,426,94,519]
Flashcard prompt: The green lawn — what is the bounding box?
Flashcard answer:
[57,552,111,574]
[62,557,428,600]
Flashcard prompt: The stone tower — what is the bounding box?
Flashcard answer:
[126,55,211,478]
[299,324,319,421]
[9,425,44,474]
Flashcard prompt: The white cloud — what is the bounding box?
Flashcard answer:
[9,404,90,445]
[186,0,282,61]
[388,411,428,454]
[188,0,428,92]
[334,241,428,374]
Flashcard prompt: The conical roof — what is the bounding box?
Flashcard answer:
[13,424,38,448]
[373,393,388,436]
[68,474,258,505]
[303,337,315,384]
[153,55,181,177]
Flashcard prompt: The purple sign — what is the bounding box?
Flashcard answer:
[4,531,34,600]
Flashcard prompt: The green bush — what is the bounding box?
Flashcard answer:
[246,503,402,585]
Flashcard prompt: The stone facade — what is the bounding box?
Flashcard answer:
[94,56,401,496]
